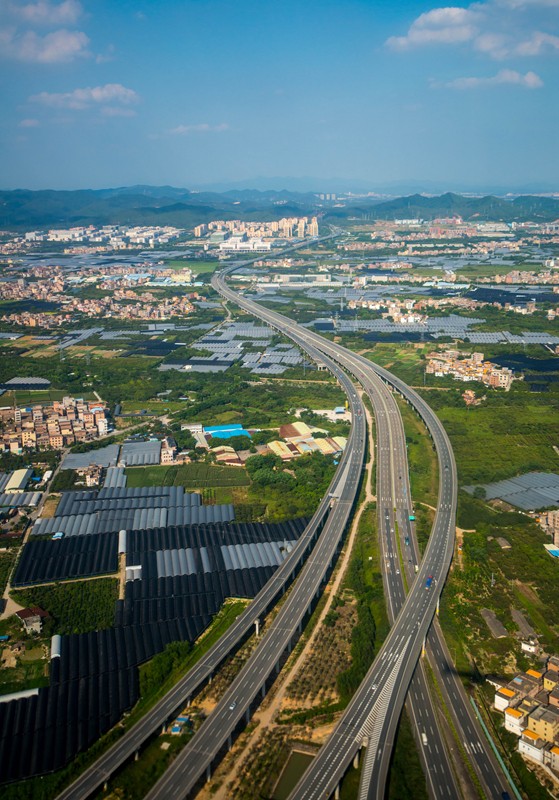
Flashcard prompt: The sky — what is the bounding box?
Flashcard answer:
[0,0,558,192]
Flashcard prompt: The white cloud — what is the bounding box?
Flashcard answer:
[3,0,82,26]
[169,123,229,134]
[496,0,559,8]
[386,7,480,50]
[386,0,559,59]
[514,30,559,54]
[18,117,39,127]
[436,68,544,88]
[0,1,89,62]
[30,83,139,110]
[0,26,89,61]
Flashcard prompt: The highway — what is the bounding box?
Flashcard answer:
[57,237,512,800]
[209,267,514,800]
[358,368,460,800]
[202,269,457,800]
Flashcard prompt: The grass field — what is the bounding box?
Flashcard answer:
[125,463,251,488]
[119,399,187,415]
[397,397,439,508]
[165,259,221,275]
[364,344,429,387]
[435,398,559,484]
[8,389,98,404]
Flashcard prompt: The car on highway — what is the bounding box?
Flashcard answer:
[229,701,237,711]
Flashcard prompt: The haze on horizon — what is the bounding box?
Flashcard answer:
[0,0,558,193]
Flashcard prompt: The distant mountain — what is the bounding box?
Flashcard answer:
[0,187,558,231]
[324,192,559,223]
[195,176,559,195]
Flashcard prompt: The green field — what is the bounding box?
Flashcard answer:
[9,389,98,404]
[165,259,220,275]
[12,579,119,636]
[125,463,251,488]
[434,396,559,485]
[364,344,429,387]
[118,399,187,415]
[397,397,439,507]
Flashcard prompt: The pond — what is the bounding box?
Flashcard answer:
[272,750,315,800]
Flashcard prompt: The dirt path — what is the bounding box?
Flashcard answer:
[455,526,475,570]
[207,391,376,799]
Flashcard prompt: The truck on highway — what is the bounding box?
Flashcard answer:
[425,575,433,590]
[414,564,419,573]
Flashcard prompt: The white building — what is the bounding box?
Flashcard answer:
[504,707,527,736]
[5,468,33,494]
[518,730,545,764]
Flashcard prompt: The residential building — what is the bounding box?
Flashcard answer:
[518,730,546,764]
[527,705,559,743]
[504,707,527,736]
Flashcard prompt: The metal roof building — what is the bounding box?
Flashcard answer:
[31,498,234,537]
[119,440,161,466]
[464,472,559,510]
[103,467,127,489]
[62,444,120,471]
[5,468,33,494]
[0,491,41,508]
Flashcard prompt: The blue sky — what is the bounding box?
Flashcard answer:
[0,0,558,191]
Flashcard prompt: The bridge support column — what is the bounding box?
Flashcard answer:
[206,765,212,783]
[245,708,251,724]
[104,782,108,792]
[228,734,233,751]
[353,751,360,769]
[334,784,341,799]
[287,639,292,654]
[208,672,213,685]
[135,750,139,762]
[255,618,260,637]
[275,660,280,674]
[422,637,426,658]
[436,598,439,616]
[186,696,191,708]
[261,684,266,699]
